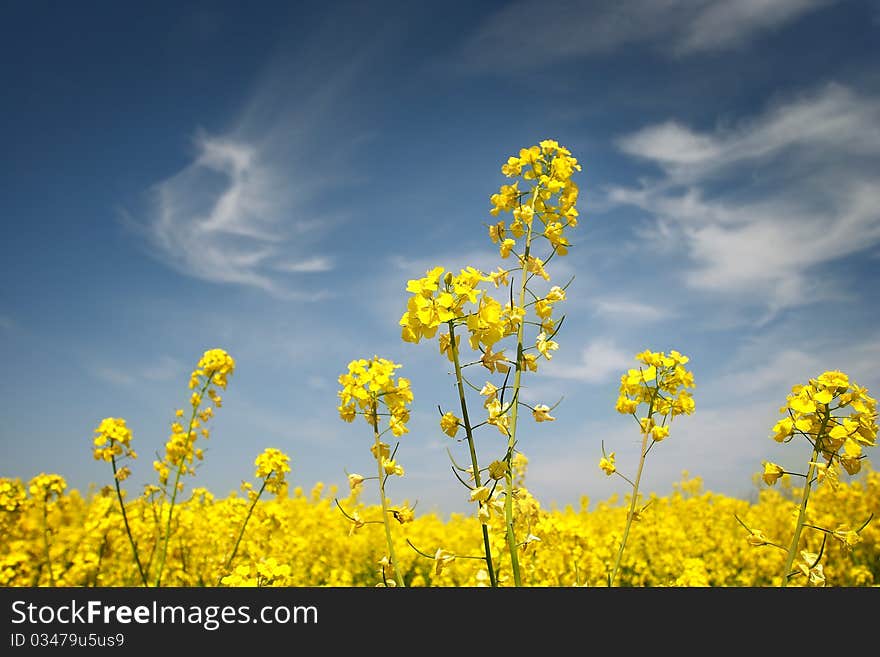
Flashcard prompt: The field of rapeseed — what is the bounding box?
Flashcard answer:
[2,466,878,587]
[2,141,876,587]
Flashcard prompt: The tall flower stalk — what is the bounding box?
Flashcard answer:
[399,140,582,585]
[153,348,236,587]
[740,370,877,587]
[92,417,148,586]
[28,473,66,586]
[602,350,695,587]
[218,447,291,586]
[337,356,413,587]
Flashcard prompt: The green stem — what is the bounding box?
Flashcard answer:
[447,321,498,587]
[217,478,267,586]
[503,192,540,588]
[154,378,211,587]
[111,455,149,586]
[780,414,828,587]
[609,431,650,587]
[41,499,56,586]
[372,401,405,587]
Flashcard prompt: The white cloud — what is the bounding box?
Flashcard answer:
[459,0,836,71]
[126,22,381,299]
[140,133,286,294]
[275,256,335,273]
[593,299,672,322]
[704,334,880,401]
[617,84,880,183]
[543,338,632,383]
[675,0,837,55]
[712,349,820,397]
[608,84,880,318]
[618,122,722,166]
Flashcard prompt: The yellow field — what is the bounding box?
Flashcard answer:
[2,467,877,587]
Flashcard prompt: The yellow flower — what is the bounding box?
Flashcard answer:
[348,511,365,536]
[347,473,365,493]
[490,182,520,216]
[599,453,616,476]
[536,332,559,360]
[338,404,356,422]
[391,506,415,524]
[370,441,390,462]
[27,473,66,500]
[254,448,292,495]
[434,549,456,576]
[532,404,556,422]
[488,221,505,244]
[771,417,794,442]
[381,458,404,477]
[92,417,135,462]
[469,486,491,503]
[615,395,639,414]
[650,425,669,441]
[481,348,510,374]
[797,551,825,586]
[488,267,509,287]
[479,381,499,405]
[832,526,861,550]
[196,348,236,389]
[486,399,510,436]
[389,414,409,438]
[761,462,785,486]
[488,460,508,480]
[338,357,413,436]
[524,256,550,281]
[440,412,460,438]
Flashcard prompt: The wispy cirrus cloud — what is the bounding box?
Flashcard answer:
[458,0,836,71]
[274,256,335,274]
[125,11,394,299]
[607,83,880,321]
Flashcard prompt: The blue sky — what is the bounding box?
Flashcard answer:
[2,0,879,516]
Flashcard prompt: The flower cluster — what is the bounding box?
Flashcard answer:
[154,348,236,487]
[745,371,877,587]
[0,479,26,512]
[770,370,877,476]
[254,448,292,496]
[603,349,696,587]
[220,558,293,587]
[337,357,413,436]
[92,417,137,482]
[614,349,696,438]
[188,348,236,391]
[490,140,581,260]
[336,357,414,586]
[27,473,67,501]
